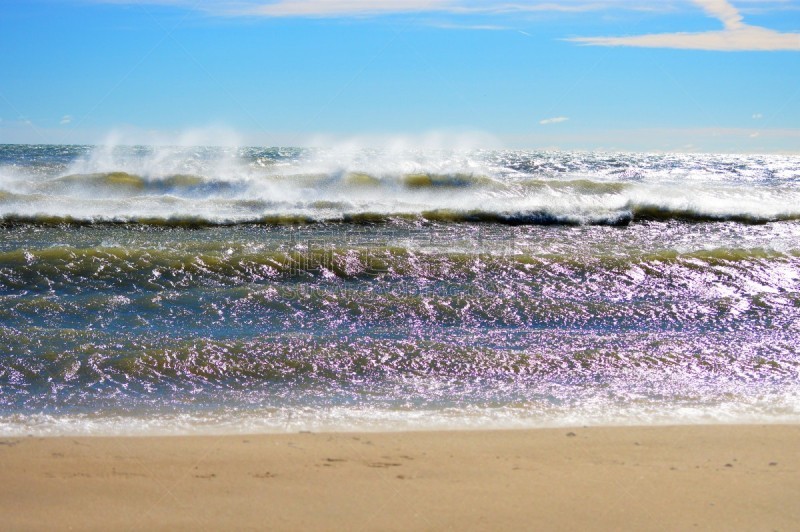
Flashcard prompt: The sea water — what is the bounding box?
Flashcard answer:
[1,144,799,435]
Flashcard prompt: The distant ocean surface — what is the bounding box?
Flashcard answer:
[1,144,799,436]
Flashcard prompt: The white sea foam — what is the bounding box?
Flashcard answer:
[3,391,799,437]
[1,141,800,224]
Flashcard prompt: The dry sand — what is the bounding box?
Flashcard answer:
[1,424,798,531]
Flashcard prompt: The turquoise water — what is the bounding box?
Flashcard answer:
[1,145,799,435]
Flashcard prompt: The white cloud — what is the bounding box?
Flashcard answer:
[752,113,763,119]
[570,0,800,51]
[134,0,670,18]
[243,0,451,17]
[60,115,73,125]
[750,131,761,137]
[738,1,800,16]
[88,0,798,20]
[697,0,744,29]
[540,116,569,125]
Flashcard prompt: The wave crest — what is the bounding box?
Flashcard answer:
[2,146,800,226]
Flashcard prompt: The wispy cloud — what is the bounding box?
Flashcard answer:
[242,0,452,17]
[752,113,763,119]
[93,0,664,18]
[569,0,800,51]
[540,116,569,125]
[88,0,798,21]
[60,115,73,125]
[698,0,744,30]
[739,1,800,16]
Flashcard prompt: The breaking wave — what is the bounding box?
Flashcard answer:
[1,145,800,225]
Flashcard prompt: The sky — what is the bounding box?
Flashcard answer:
[1,0,799,152]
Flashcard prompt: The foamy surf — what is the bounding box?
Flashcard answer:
[1,145,800,225]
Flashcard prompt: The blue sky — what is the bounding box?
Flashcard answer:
[1,0,799,152]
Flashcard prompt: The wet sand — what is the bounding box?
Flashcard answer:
[1,424,798,531]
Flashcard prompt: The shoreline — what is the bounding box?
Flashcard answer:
[3,417,800,439]
[2,424,798,530]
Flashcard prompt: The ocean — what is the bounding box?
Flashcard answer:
[1,143,799,435]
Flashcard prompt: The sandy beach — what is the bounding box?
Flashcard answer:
[1,424,798,531]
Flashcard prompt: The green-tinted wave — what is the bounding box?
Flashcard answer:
[519,178,631,194]
[1,241,798,292]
